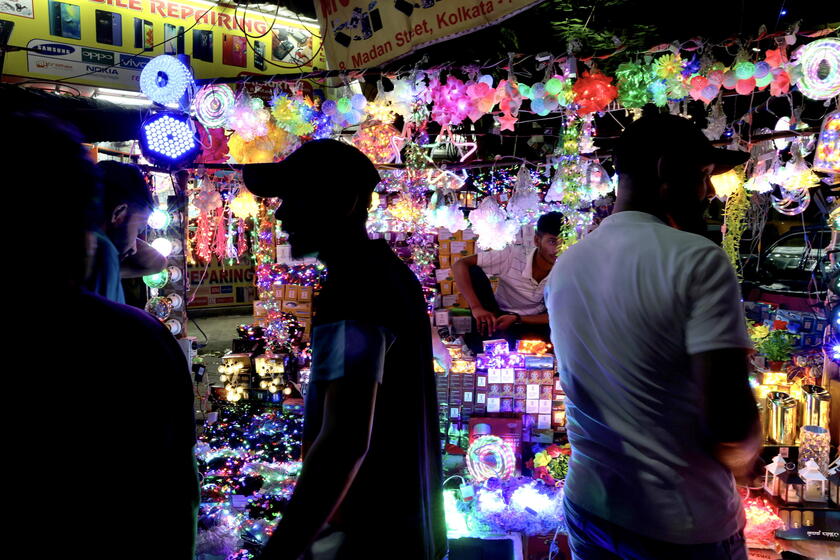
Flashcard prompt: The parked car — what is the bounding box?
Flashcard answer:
[741,226,835,312]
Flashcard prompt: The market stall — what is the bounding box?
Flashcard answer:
[85,28,840,560]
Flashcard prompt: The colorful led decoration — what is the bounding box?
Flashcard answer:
[795,38,840,100]
[140,55,192,105]
[139,112,200,168]
[351,123,399,164]
[194,84,236,128]
[142,268,169,288]
[230,188,260,219]
[145,295,173,320]
[813,110,840,174]
[710,168,743,199]
[466,435,516,482]
[772,187,811,216]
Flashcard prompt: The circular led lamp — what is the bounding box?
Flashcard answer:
[140,55,192,105]
[796,38,840,100]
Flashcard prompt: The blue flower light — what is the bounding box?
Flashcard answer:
[139,112,200,169]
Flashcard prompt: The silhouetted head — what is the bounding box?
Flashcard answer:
[97,160,154,259]
[243,139,381,259]
[614,106,749,234]
[2,113,101,289]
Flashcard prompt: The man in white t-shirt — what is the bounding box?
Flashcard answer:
[453,212,564,344]
[546,110,760,559]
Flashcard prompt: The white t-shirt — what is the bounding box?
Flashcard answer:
[545,211,752,545]
[477,245,547,316]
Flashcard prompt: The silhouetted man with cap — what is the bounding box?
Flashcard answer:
[244,139,447,560]
[546,108,760,560]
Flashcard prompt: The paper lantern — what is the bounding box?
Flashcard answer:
[795,38,840,100]
[813,110,840,174]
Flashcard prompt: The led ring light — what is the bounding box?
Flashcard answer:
[796,38,840,101]
[140,55,192,105]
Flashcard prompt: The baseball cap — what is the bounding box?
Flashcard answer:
[242,139,381,199]
[614,109,749,177]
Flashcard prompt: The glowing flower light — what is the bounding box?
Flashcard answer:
[194,84,235,128]
[469,197,519,251]
[230,188,260,218]
[710,168,743,199]
[466,435,516,482]
[572,71,618,115]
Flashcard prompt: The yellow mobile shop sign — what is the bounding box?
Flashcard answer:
[0,0,324,89]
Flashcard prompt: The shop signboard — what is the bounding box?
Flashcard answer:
[1,0,324,89]
[316,0,542,69]
[189,257,255,309]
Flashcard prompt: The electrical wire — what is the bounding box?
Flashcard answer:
[20,4,216,86]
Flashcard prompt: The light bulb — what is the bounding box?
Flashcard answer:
[283,386,292,395]
[219,374,228,383]
[151,237,173,257]
[148,208,171,229]
[268,386,278,393]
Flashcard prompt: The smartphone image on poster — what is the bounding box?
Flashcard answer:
[0,20,14,46]
[222,34,247,67]
[164,23,176,54]
[271,30,293,61]
[177,25,185,54]
[134,18,153,50]
[95,10,121,46]
[48,1,81,40]
[193,29,213,62]
[254,40,266,70]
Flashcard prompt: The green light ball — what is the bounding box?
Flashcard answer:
[337,98,352,113]
[545,78,563,96]
[143,269,170,289]
[734,61,756,80]
[518,84,532,99]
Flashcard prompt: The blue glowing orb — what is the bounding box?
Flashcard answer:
[139,112,200,168]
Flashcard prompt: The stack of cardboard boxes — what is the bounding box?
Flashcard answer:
[435,339,565,445]
[435,228,480,334]
[253,283,314,339]
[744,301,828,351]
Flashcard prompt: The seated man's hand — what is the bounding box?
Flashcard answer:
[472,307,497,336]
[494,314,518,333]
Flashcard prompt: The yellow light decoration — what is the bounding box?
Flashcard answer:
[230,188,260,219]
[517,339,551,355]
[228,122,297,164]
[779,160,821,191]
[387,192,425,226]
[351,123,399,164]
[368,191,380,213]
[711,168,743,199]
[763,371,788,386]
[450,359,476,374]
[365,100,397,124]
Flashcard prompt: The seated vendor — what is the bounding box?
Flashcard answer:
[453,212,563,347]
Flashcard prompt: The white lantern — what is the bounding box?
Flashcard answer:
[764,454,787,496]
[799,459,828,503]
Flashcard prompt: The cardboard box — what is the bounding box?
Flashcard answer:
[283,300,311,314]
[450,240,468,255]
[500,397,514,412]
[442,294,459,308]
[298,286,312,301]
[434,310,450,327]
[439,255,451,268]
[253,301,267,317]
[451,316,472,333]
[514,399,526,413]
[439,280,454,296]
[439,240,451,254]
[435,268,453,282]
[285,285,299,301]
[438,229,458,241]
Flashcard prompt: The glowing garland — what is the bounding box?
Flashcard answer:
[255,263,327,292]
[466,435,516,482]
[194,84,236,128]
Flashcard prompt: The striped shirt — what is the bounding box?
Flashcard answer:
[477,245,547,316]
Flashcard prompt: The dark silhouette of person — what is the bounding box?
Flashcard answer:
[546,108,759,560]
[244,139,447,560]
[5,113,198,560]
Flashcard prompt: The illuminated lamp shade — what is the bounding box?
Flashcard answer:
[139,112,200,169]
[139,55,192,105]
[710,169,742,199]
[151,237,174,257]
[813,110,840,174]
[148,208,171,230]
[143,268,169,288]
[774,117,792,151]
[795,38,840,100]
